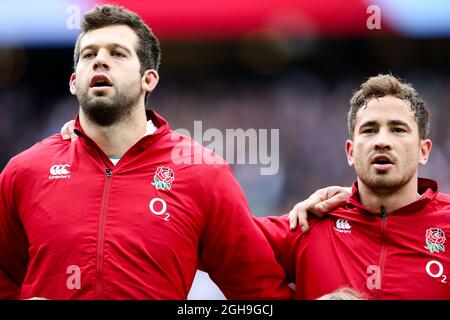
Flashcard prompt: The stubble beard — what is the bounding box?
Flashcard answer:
[355,163,416,194]
[77,79,141,127]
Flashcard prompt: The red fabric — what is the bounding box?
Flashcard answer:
[0,270,20,299]
[0,110,292,300]
[256,178,450,299]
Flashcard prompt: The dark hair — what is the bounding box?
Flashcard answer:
[73,4,161,74]
[348,74,429,139]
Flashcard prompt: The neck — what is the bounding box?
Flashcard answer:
[358,174,420,214]
[79,107,147,158]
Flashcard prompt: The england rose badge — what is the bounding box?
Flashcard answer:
[424,228,446,254]
[151,166,175,191]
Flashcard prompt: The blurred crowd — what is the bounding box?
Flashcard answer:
[141,69,450,216]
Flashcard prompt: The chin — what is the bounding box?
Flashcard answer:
[369,177,404,190]
[87,97,116,108]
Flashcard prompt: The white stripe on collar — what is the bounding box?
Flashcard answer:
[146,119,157,136]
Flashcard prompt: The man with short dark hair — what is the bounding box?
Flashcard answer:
[257,74,450,299]
[0,5,292,300]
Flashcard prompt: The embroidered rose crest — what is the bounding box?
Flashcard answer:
[151,166,175,190]
[424,228,446,254]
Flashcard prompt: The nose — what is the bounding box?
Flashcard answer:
[373,128,393,151]
[92,49,110,71]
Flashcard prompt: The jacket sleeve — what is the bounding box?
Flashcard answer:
[198,164,293,299]
[0,159,29,299]
[253,215,299,282]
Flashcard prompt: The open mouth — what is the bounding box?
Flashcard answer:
[90,74,113,88]
[371,155,394,170]
[373,158,392,165]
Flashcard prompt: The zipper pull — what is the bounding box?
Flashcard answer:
[105,168,112,177]
[380,205,387,220]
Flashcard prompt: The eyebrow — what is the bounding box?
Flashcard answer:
[388,120,410,127]
[359,120,378,128]
[359,119,411,128]
[80,43,132,55]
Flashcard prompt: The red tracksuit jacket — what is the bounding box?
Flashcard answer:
[256,178,450,299]
[0,110,292,300]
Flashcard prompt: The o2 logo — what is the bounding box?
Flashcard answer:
[149,197,170,221]
[425,260,447,283]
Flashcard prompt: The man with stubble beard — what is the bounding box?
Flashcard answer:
[0,5,292,300]
[256,74,450,299]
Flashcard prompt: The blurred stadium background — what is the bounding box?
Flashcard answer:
[1,0,450,299]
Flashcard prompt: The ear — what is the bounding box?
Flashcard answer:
[419,139,432,165]
[69,73,77,95]
[345,139,355,167]
[141,69,159,94]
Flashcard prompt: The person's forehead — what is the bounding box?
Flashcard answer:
[355,96,415,125]
[79,25,138,51]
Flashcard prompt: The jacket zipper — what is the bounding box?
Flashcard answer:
[378,206,388,299]
[96,167,112,299]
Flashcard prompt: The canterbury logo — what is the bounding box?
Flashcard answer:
[334,218,352,234]
[49,164,71,179]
